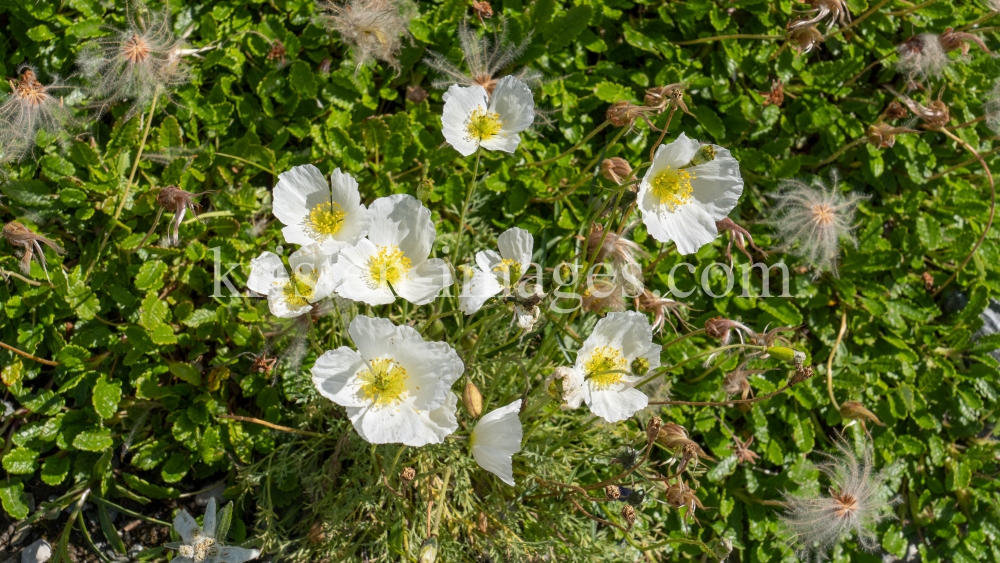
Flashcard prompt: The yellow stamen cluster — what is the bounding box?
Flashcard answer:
[359,358,409,407]
[652,166,695,212]
[492,258,522,287]
[304,200,347,240]
[466,106,504,143]
[281,272,319,309]
[122,34,152,64]
[368,245,411,288]
[584,346,628,389]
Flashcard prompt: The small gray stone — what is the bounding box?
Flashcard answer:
[21,539,51,563]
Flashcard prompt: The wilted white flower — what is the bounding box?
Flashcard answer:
[441,75,534,157]
[563,311,661,423]
[166,498,260,563]
[331,194,452,305]
[425,18,542,96]
[247,244,336,318]
[311,315,462,446]
[459,226,533,314]
[272,164,371,254]
[470,399,523,486]
[0,66,75,161]
[77,1,192,119]
[637,132,744,255]
[765,171,868,278]
[780,439,901,562]
[316,0,416,73]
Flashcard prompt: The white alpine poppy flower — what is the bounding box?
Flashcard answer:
[441,75,535,157]
[311,315,463,446]
[637,132,744,255]
[564,311,661,423]
[331,194,452,305]
[459,227,533,315]
[470,399,523,486]
[166,498,260,563]
[272,164,371,254]
[247,244,335,318]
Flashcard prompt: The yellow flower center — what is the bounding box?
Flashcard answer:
[304,201,347,241]
[281,271,319,309]
[367,245,411,288]
[652,166,695,211]
[359,358,409,407]
[492,258,522,287]
[466,106,504,143]
[584,346,628,389]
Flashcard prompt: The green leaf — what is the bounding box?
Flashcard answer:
[73,429,114,452]
[135,261,168,292]
[216,501,234,542]
[289,61,318,98]
[93,375,123,420]
[3,447,39,475]
[98,501,129,555]
[0,480,29,519]
[161,453,190,483]
[594,82,635,103]
[57,345,90,367]
[692,105,726,141]
[41,456,71,486]
[122,473,178,499]
[140,292,170,330]
[169,362,202,386]
[150,325,178,345]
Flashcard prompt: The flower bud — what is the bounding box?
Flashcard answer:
[418,536,438,563]
[630,357,650,376]
[687,145,716,167]
[462,380,483,418]
[766,346,806,366]
[646,415,662,445]
[606,485,621,500]
[400,467,416,487]
[839,400,885,426]
[621,505,637,530]
[705,316,728,339]
[601,157,633,185]
[425,319,446,341]
[606,100,634,127]
[416,177,434,201]
[708,537,733,560]
[477,511,488,534]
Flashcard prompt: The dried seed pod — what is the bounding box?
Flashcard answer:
[606,485,621,500]
[477,511,488,534]
[760,80,785,107]
[600,157,633,185]
[866,123,920,149]
[786,22,824,53]
[462,380,484,418]
[644,83,692,115]
[400,467,417,487]
[621,504,637,530]
[1,221,65,280]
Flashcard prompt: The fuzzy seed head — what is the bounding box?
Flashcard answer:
[780,438,901,562]
[985,79,1000,137]
[317,0,417,73]
[765,171,868,278]
[1,65,75,162]
[895,34,950,85]
[425,18,542,96]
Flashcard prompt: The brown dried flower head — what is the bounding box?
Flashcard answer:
[156,186,211,246]
[938,28,991,56]
[722,360,770,400]
[605,485,622,500]
[317,0,417,73]
[704,317,753,345]
[252,353,278,375]
[865,123,919,149]
[663,480,706,524]
[266,39,288,67]
[586,223,649,269]
[885,100,909,120]
[406,85,429,103]
[786,22,824,53]
[644,83,693,116]
[790,0,851,32]
[887,86,950,128]
[400,466,417,486]
[2,222,65,280]
[839,400,885,437]
[760,80,785,107]
[471,0,493,24]
[600,157,633,185]
[716,217,767,267]
[636,288,689,335]
[425,18,541,97]
[606,100,659,131]
[657,422,715,475]
[732,434,760,465]
[620,505,637,530]
[582,278,628,313]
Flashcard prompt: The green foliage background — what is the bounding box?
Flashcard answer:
[0,0,999,561]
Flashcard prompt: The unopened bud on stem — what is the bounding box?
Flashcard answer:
[462,380,483,418]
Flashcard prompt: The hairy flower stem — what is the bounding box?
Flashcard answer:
[672,34,783,45]
[431,466,452,535]
[519,121,611,169]
[957,11,999,32]
[85,86,161,282]
[824,0,892,40]
[451,147,482,265]
[217,414,325,438]
[648,108,678,171]
[826,309,847,410]
[805,138,864,170]
[927,146,1000,181]
[132,207,165,252]
[660,327,706,349]
[0,269,52,287]
[0,340,60,366]
[634,343,768,389]
[932,127,996,296]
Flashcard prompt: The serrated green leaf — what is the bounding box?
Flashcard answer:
[93,375,123,420]
[3,447,39,475]
[73,429,113,452]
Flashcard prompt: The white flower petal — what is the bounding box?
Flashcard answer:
[173,509,202,543]
[202,498,217,539]
[330,240,397,305]
[280,224,314,247]
[586,385,648,423]
[215,546,260,563]
[559,367,586,410]
[647,132,701,174]
[459,267,504,314]
[288,244,335,302]
[513,304,539,331]
[497,227,534,272]
[266,287,312,318]
[471,399,523,486]
[273,164,329,235]
[412,392,459,446]
[369,194,435,262]
[393,258,452,305]
[479,132,521,154]
[686,148,744,220]
[637,191,719,254]
[347,315,399,361]
[352,402,443,446]
[475,249,503,274]
[247,252,287,296]
[490,76,535,135]
[392,336,465,411]
[311,347,368,408]
[442,84,490,156]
